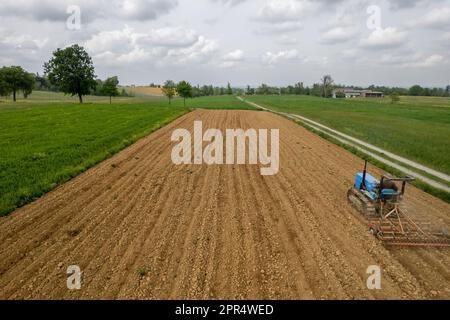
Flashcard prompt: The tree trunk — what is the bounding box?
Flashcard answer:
[13,90,16,102]
[78,93,83,104]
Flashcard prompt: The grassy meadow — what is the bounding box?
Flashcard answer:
[245,95,450,176]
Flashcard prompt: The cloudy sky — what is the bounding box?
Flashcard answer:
[0,0,449,87]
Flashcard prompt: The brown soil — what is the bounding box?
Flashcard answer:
[0,110,449,300]
[132,86,164,96]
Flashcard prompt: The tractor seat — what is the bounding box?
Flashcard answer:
[380,189,399,200]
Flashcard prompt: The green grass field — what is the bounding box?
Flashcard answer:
[245,95,450,176]
[0,91,254,109]
[0,92,256,216]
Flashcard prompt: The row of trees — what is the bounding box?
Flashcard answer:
[161,75,450,103]
[161,81,248,105]
[176,79,450,99]
[245,78,450,98]
[161,82,242,99]
[0,66,35,101]
[1,45,123,104]
[246,76,335,98]
[92,77,132,102]
[161,80,193,106]
[407,85,450,97]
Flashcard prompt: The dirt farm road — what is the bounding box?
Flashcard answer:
[0,110,449,299]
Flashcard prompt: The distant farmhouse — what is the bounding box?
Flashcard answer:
[332,88,384,98]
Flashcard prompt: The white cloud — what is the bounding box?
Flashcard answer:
[320,26,359,44]
[276,35,299,45]
[256,0,315,24]
[166,36,218,65]
[359,27,408,50]
[319,13,360,44]
[84,26,218,66]
[138,27,199,48]
[443,32,450,43]
[219,49,244,68]
[254,0,351,34]
[261,48,328,67]
[1,35,49,51]
[210,0,247,6]
[115,48,149,64]
[254,0,315,33]
[409,54,446,67]
[303,56,329,66]
[262,49,302,65]
[0,0,448,86]
[0,0,178,22]
[118,0,178,20]
[388,0,448,10]
[254,21,303,34]
[85,27,138,56]
[224,49,244,61]
[387,0,421,9]
[0,28,51,69]
[0,29,50,65]
[380,52,446,67]
[340,48,360,61]
[419,7,450,29]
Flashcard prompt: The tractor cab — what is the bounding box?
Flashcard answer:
[353,160,413,203]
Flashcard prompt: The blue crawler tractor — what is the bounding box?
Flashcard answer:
[347,161,450,247]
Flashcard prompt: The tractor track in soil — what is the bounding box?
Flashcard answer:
[0,109,449,299]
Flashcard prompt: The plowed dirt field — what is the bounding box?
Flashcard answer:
[0,110,449,299]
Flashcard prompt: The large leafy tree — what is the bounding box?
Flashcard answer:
[44,44,96,103]
[0,66,35,101]
[176,81,193,107]
[101,76,119,104]
[162,80,176,104]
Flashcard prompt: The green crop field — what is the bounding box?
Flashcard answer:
[245,95,450,176]
[0,92,254,216]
